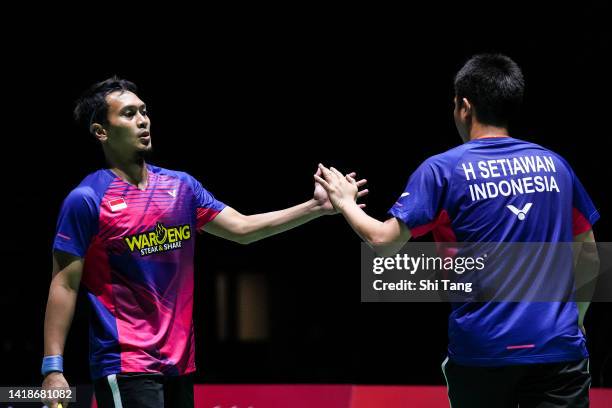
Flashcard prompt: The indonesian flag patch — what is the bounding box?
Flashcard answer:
[108,197,127,212]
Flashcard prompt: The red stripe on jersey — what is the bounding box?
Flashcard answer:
[572,208,592,236]
[410,209,457,242]
[196,207,222,230]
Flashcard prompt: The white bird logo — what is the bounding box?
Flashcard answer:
[507,203,533,221]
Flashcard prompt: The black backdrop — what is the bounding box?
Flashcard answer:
[1,5,611,388]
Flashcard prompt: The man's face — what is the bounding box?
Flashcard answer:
[102,91,151,155]
[453,95,470,143]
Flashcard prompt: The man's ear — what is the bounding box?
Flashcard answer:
[91,123,107,142]
[461,97,472,117]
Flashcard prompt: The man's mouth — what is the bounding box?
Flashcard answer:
[138,131,151,146]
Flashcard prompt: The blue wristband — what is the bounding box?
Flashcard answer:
[41,355,63,376]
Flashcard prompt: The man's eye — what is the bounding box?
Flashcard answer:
[124,111,135,117]
[141,110,148,116]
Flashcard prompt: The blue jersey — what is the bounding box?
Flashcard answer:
[388,137,599,366]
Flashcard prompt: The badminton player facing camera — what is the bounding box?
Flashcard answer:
[41,77,367,408]
[316,54,599,407]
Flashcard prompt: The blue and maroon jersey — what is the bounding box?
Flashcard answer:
[53,164,226,379]
[389,137,600,366]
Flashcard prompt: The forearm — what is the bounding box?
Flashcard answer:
[339,201,385,245]
[241,199,325,243]
[338,201,410,256]
[44,280,78,356]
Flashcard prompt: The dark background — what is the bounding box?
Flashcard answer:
[1,4,610,388]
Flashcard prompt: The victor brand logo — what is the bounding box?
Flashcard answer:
[507,203,533,221]
[124,222,191,256]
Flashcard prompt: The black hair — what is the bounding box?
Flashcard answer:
[454,54,524,127]
[74,76,138,133]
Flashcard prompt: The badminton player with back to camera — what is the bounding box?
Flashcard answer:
[316,54,599,407]
[40,77,367,408]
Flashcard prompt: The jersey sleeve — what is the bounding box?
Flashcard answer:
[190,176,226,229]
[570,170,600,236]
[53,187,100,257]
[388,158,448,238]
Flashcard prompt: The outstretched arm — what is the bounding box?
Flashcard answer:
[315,164,410,253]
[203,168,368,244]
[315,164,411,254]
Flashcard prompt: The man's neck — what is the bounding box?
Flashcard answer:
[107,156,148,190]
[469,122,509,140]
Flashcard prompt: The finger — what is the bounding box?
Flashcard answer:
[330,167,344,178]
[356,178,367,187]
[323,165,343,182]
[315,167,322,177]
[345,174,357,185]
[314,174,331,190]
[318,163,334,179]
[357,189,369,198]
[347,172,357,178]
[358,204,367,209]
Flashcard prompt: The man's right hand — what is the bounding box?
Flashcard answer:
[42,372,70,408]
[314,164,362,212]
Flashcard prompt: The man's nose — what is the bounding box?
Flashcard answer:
[136,112,149,128]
